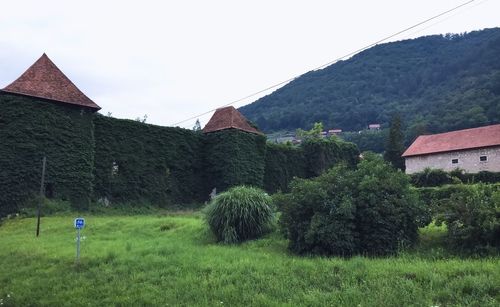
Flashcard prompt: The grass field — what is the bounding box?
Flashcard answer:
[0,212,499,306]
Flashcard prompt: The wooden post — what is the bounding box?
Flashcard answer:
[36,156,46,237]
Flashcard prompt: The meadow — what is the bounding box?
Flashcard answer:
[0,212,499,306]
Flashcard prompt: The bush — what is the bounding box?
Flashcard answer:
[411,168,500,187]
[436,184,500,253]
[411,168,454,187]
[205,186,274,244]
[19,197,73,217]
[416,183,500,218]
[280,153,427,256]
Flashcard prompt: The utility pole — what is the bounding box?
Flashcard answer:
[36,156,46,237]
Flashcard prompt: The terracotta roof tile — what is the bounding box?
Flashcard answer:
[202,106,262,135]
[402,124,500,157]
[1,53,100,110]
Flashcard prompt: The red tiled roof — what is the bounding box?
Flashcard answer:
[202,106,262,135]
[1,53,100,110]
[402,124,500,157]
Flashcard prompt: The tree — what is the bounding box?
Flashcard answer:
[296,122,323,140]
[193,119,201,131]
[384,114,405,170]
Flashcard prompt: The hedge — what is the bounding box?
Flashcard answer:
[416,183,500,217]
[411,168,500,187]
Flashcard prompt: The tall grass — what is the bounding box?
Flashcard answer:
[205,186,274,243]
[0,214,498,306]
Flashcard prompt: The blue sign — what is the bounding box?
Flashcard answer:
[74,218,85,229]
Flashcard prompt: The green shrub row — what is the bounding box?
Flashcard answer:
[411,168,500,187]
[277,153,427,256]
[416,183,500,215]
[435,184,500,253]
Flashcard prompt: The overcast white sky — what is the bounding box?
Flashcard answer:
[1,0,498,129]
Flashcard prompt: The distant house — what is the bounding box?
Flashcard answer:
[368,124,380,130]
[328,129,342,135]
[402,124,500,174]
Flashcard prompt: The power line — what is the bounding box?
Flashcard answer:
[172,0,476,127]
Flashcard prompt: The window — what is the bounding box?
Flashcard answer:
[480,156,487,162]
[452,159,458,164]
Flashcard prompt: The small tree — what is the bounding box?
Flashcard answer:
[296,122,324,140]
[193,119,201,131]
[384,114,405,170]
[279,153,426,256]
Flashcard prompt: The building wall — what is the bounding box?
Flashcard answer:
[405,146,500,174]
[0,93,95,215]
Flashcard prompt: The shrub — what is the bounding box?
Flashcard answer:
[205,186,274,244]
[280,153,427,256]
[411,168,500,187]
[416,183,500,219]
[411,168,454,187]
[436,184,500,253]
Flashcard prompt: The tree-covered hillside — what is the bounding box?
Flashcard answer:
[240,28,500,135]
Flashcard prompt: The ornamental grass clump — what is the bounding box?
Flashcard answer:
[205,186,274,244]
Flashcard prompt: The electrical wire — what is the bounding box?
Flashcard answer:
[172,0,476,127]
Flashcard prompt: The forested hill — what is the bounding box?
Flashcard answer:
[239,28,500,135]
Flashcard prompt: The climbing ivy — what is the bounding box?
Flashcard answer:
[93,115,206,206]
[0,93,95,216]
[264,143,306,193]
[302,137,360,177]
[0,94,360,216]
[203,130,267,192]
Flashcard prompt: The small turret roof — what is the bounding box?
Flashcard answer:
[202,106,262,135]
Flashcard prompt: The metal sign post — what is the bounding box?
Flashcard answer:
[74,218,85,262]
[36,156,47,237]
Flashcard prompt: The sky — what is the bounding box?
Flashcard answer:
[1,0,499,129]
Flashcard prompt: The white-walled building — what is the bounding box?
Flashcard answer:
[403,124,500,174]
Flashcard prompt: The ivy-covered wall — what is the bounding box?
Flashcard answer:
[263,138,360,193]
[203,129,267,192]
[264,143,306,193]
[302,138,360,177]
[0,94,360,216]
[93,115,206,206]
[0,93,95,216]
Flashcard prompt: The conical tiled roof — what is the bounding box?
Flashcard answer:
[202,106,262,135]
[1,54,100,110]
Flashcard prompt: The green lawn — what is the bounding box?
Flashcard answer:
[0,213,498,306]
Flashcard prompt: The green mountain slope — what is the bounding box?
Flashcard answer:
[240,28,500,135]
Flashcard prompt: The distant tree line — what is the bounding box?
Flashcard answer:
[240,28,500,137]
